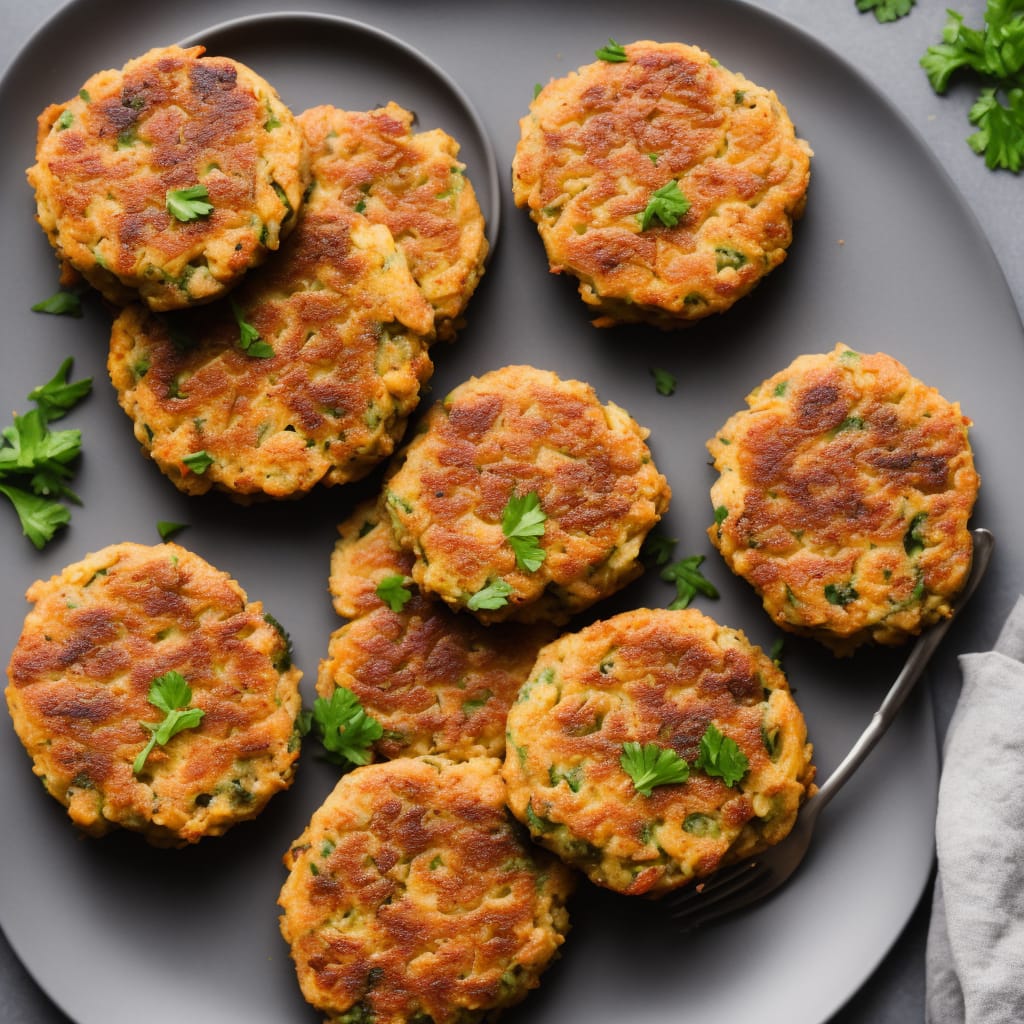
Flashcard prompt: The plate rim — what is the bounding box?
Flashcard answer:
[177,8,502,256]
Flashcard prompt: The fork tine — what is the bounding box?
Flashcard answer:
[676,874,778,931]
[667,860,761,920]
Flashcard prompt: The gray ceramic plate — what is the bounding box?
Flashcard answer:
[1,4,1021,1024]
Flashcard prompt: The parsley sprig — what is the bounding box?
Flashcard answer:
[31,290,83,318]
[467,578,514,611]
[921,0,1024,172]
[376,574,413,612]
[231,300,274,358]
[620,742,690,796]
[640,180,691,230]
[595,38,628,62]
[621,723,750,797]
[132,671,205,775]
[694,722,750,787]
[662,554,720,609]
[643,533,719,609]
[502,490,547,572]
[166,184,213,222]
[182,450,214,476]
[312,688,383,768]
[650,367,677,396]
[0,358,92,548]
[156,520,188,542]
[857,0,915,24]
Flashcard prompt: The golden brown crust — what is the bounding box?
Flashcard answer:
[707,345,980,654]
[278,756,574,1024]
[28,45,308,310]
[512,40,811,328]
[108,195,435,500]
[381,365,671,624]
[502,608,815,897]
[5,542,302,846]
[299,102,488,342]
[321,501,555,761]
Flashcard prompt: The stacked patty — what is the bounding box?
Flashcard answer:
[299,102,489,341]
[5,542,303,846]
[382,364,671,623]
[707,345,980,653]
[513,40,811,328]
[319,501,554,761]
[278,756,574,1024]
[502,607,816,896]
[108,198,436,499]
[28,45,308,310]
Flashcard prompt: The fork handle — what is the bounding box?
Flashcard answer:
[807,527,995,821]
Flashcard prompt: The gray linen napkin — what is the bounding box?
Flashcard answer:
[926,595,1024,1024]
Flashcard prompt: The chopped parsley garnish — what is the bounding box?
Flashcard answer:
[835,415,865,432]
[263,102,282,131]
[595,38,628,62]
[467,578,514,611]
[640,180,691,230]
[132,671,205,775]
[641,532,677,567]
[502,490,547,572]
[621,725,750,797]
[920,0,1024,172]
[0,487,71,551]
[230,300,273,358]
[56,109,74,131]
[533,82,543,99]
[0,358,92,548]
[620,741,690,796]
[156,520,188,542]
[27,359,93,421]
[182,450,214,475]
[768,636,785,667]
[650,367,677,396]
[263,612,293,671]
[694,722,750,787]
[31,290,83,318]
[967,88,1024,171]
[165,185,213,222]
[376,573,413,612]
[857,0,915,23]
[550,764,585,792]
[660,553,719,610]
[715,247,747,271]
[312,688,383,768]
[904,511,928,556]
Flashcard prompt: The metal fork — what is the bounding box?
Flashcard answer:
[668,527,995,931]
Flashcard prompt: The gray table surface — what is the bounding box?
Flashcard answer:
[0,1,1019,1022]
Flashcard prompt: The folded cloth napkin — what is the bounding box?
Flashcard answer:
[926,595,1024,1024]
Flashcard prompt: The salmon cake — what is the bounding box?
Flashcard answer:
[320,501,554,762]
[381,365,671,624]
[512,40,811,328]
[28,45,308,311]
[108,189,435,500]
[707,345,980,654]
[278,756,574,1024]
[299,102,489,341]
[502,607,815,897]
[4,541,303,846]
